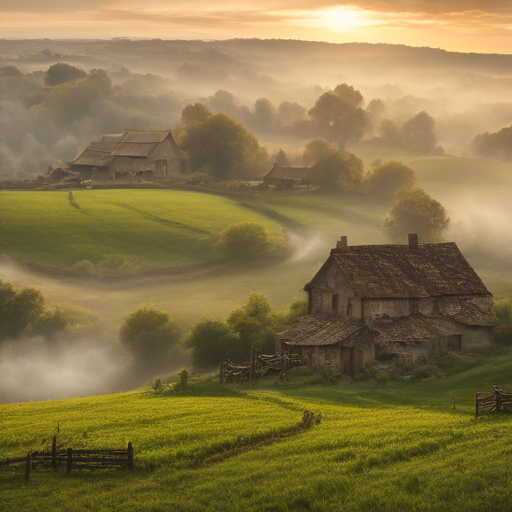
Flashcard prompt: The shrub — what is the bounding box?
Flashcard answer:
[71,260,95,275]
[216,221,274,261]
[411,365,445,381]
[175,369,189,390]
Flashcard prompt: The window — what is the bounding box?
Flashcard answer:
[332,293,339,312]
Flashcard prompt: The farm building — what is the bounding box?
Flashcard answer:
[262,163,310,189]
[68,129,183,181]
[276,234,495,376]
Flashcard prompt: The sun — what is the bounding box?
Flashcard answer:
[291,6,374,32]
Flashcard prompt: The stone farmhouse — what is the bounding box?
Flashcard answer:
[276,234,495,376]
[68,129,182,181]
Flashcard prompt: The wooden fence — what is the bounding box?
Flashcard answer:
[476,385,512,417]
[219,351,303,384]
[0,436,133,480]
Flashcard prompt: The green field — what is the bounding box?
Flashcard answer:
[0,189,286,272]
[1,354,511,511]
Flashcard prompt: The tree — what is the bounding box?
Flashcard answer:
[401,111,438,153]
[308,151,364,191]
[333,83,364,108]
[226,292,277,354]
[179,112,268,180]
[271,148,290,166]
[217,222,274,261]
[277,101,306,125]
[470,125,512,162]
[302,139,338,166]
[44,63,87,87]
[379,119,403,147]
[181,102,211,124]
[382,187,450,243]
[308,86,368,150]
[252,98,279,131]
[119,306,181,367]
[187,318,243,369]
[364,161,417,196]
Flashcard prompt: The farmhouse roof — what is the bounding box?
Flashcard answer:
[277,314,364,346]
[305,240,491,299]
[69,142,117,167]
[263,163,310,181]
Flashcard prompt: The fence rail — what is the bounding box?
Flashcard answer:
[476,385,512,417]
[219,351,303,384]
[0,437,133,480]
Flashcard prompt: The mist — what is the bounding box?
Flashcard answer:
[0,336,128,404]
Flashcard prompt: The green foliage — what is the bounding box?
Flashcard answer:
[217,221,275,261]
[187,318,243,369]
[493,298,512,325]
[271,148,290,166]
[181,102,212,124]
[175,369,189,390]
[44,63,87,87]
[410,365,445,381]
[308,151,364,191]
[471,125,512,161]
[364,160,418,196]
[332,83,364,108]
[302,139,338,166]
[0,280,45,340]
[308,86,368,147]
[118,306,181,367]
[179,112,268,180]
[402,111,439,153]
[382,187,450,243]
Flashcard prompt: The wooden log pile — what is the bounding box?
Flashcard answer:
[220,352,303,384]
[476,384,512,417]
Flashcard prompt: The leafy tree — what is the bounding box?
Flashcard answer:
[308,86,368,150]
[401,111,438,153]
[179,112,267,180]
[470,125,512,162]
[226,292,277,354]
[44,63,87,87]
[271,148,290,166]
[277,100,306,125]
[217,222,274,261]
[364,161,417,196]
[333,83,364,108]
[252,98,279,130]
[181,102,211,124]
[119,306,181,367]
[187,318,243,369]
[379,119,403,146]
[302,139,338,166]
[382,187,450,243]
[308,151,364,191]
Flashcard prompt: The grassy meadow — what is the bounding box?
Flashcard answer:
[1,353,511,511]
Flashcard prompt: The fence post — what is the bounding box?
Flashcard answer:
[66,448,73,474]
[52,436,57,469]
[219,361,225,385]
[25,452,32,481]
[127,442,134,471]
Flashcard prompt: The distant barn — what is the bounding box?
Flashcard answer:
[68,129,183,181]
[262,163,310,189]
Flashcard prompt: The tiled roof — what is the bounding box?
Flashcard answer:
[277,313,363,346]
[121,131,170,143]
[264,163,310,181]
[437,299,496,326]
[307,242,491,299]
[110,143,156,157]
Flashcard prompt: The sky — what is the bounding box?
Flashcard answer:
[1,0,511,54]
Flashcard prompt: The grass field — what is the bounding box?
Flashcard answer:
[0,189,286,272]
[1,353,511,511]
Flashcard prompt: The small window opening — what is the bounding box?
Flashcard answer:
[332,293,339,312]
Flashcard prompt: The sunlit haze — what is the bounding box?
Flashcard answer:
[2,1,511,54]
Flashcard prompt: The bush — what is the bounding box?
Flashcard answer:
[175,369,189,390]
[217,222,274,261]
[71,260,95,275]
[411,365,445,381]
[119,306,181,368]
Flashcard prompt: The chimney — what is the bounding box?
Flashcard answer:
[336,236,348,249]
[408,233,419,249]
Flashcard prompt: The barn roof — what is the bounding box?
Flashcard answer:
[306,241,491,299]
[277,314,364,346]
[263,163,310,181]
[69,142,116,167]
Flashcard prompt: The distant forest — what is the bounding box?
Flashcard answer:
[1,38,511,180]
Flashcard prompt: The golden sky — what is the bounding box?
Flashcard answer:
[2,1,511,54]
